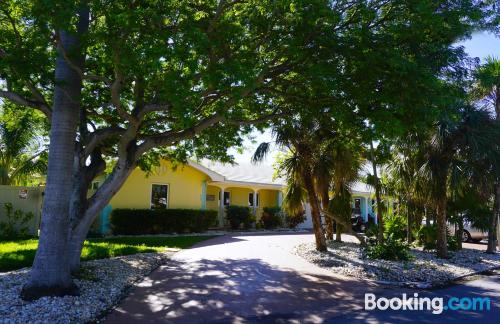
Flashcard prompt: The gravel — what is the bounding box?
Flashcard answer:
[0,252,172,323]
[294,241,500,286]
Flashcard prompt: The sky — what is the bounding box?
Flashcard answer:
[229,31,500,167]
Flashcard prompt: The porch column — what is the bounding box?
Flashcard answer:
[277,191,283,208]
[201,180,207,210]
[219,187,226,227]
[252,189,258,216]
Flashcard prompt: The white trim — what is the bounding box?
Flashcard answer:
[188,161,225,181]
[150,183,170,209]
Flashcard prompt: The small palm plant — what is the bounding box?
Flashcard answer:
[0,106,47,185]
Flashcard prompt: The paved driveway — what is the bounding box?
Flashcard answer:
[104,233,499,323]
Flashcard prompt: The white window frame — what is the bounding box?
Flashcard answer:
[150,183,170,209]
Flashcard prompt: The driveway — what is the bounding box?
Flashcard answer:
[104,233,499,323]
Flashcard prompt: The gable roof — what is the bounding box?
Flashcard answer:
[188,160,285,187]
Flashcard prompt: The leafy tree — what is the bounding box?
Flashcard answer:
[0,105,47,185]
[0,0,338,299]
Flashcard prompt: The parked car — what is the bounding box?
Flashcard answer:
[422,219,487,243]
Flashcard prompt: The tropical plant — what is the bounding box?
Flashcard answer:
[365,236,412,261]
[0,202,34,239]
[0,106,47,185]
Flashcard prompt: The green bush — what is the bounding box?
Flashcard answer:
[110,209,218,235]
[226,206,253,229]
[384,213,407,241]
[365,222,379,239]
[260,207,283,229]
[283,211,305,228]
[365,236,413,261]
[0,203,34,239]
[416,224,457,251]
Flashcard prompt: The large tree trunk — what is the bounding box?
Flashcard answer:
[302,173,327,251]
[68,161,136,271]
[486,185,499,253]
[21,13,89,300]
[436,198,448,258]
[370,141,384,243]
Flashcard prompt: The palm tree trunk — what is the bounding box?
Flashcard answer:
[302,173,327,251]
[486,185,499,253]
[487,97,500,253]
[321,190,334,240]
[21,9,89,300]
[335,220,342,242]
[406,200,412,243]
[436,198,448,258]
[456,216,463,251]
[370,141,384,243]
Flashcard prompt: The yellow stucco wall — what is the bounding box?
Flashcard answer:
[109,161,208,209]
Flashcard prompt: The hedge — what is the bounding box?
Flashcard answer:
[110,208,218,235]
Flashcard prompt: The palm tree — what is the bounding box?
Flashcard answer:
[253,120,328,251]
[0,107,47,185]
[418,106,499,258]
[253,119,367,250]
[474,57,500,253]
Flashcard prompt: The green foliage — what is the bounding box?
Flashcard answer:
[365,222,379,239]
[384,213,407,241]
[110,209,217,235]
[259,207,283,229]
[0,235,213,272]
[225,205,253,230]
[285,211,306,229]
[365,237,413,261]
[0,106,47,185]
[416,225,458,251]
[0,203,34,239]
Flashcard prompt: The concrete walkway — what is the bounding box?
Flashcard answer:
[104,233,500,323]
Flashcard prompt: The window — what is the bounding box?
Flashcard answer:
[248,192,260,207]
[151,184,168,209]
[354,198,361,209]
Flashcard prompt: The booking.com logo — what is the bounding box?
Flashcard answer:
[365,293,491,314]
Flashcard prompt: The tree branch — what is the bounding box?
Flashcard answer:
[0,90,52,117]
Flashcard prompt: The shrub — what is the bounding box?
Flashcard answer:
[384,213,407,241]
[416,224,457,251]
[0,203,34,239]
[260,207,283,229]
[226,206,253,229]
[284,211,305,229]
[110,208,218,235]
[365,236,413,261]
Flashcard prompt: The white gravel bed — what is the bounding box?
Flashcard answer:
[0,252,171,323]
[294,241,500,285]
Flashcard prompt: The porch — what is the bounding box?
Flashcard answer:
[204,182,283,227]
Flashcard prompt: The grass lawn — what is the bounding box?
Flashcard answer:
[0,235,214,272]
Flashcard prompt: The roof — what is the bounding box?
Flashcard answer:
[189,160,285,187]
[188,160,373,194]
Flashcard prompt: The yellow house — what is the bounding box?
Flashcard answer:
[94,160,284,229]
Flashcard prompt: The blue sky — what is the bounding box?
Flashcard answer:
[231,31,500,166]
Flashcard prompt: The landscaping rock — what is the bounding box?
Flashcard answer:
[293,241,500,286]
[0,252,171,323]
